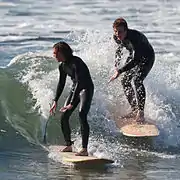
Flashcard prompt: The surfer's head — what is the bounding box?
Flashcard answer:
[113,18,128,41]
[53,41,73,62]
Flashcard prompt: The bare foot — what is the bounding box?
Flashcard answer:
[61,146,72,152]
[75,148,88,156]
[135,110,145,123]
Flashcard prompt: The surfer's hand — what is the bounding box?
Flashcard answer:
[108,69,120,83]
[49,101,57,116]
[60,104,73,112]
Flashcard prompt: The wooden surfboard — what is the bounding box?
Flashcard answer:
[49,145,114,166]
[116,117,159,137]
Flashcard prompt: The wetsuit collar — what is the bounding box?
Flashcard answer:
[63,55,74,64]
[123,29,129,41]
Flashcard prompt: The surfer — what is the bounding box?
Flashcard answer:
[109,18,155,123]
[50,41,94,156]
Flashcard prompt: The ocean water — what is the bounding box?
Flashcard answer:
[1,0,180,179]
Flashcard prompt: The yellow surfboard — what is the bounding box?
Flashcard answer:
[49,145,114,166]
[116,117,159,137]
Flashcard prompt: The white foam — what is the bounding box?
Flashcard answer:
[8,28,180,158]
[4,0,180,159]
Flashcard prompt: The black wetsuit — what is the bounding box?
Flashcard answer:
[54,56,94,148]
[114,29,155,112]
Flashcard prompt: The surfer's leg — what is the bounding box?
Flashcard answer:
[121,70,137,114]
[60,92,80,151]
[134,55,155,122]
[133,78,146,123]
[75,88,94,156]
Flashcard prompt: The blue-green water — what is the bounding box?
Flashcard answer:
[1,0,180,179]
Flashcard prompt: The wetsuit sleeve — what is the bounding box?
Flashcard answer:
[70,64,81,106]
[54,64,67,102]
[118,52,139,74]
[113,35,124,68]
[115,46,122,68]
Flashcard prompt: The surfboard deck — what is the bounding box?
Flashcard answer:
[116,116,159,137]
[48,145,114,166]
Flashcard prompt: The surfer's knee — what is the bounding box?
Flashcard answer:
[79,110,87,121]
[79,111,89,130]
[60,111,71,122]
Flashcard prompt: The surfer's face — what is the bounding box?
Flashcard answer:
[114,26,127,41]
[53,48,65,62]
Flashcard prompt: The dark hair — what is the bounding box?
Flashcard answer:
[53,41,73,59]
[113,18,128,30]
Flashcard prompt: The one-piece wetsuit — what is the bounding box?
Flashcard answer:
[54,56,94,148]
[114,29,155,112]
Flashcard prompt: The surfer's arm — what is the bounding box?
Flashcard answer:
[118,49,137,74]
[54,64,67,102]
[70,64,82,106]
[115,47,122,68]
[114,35,123,69]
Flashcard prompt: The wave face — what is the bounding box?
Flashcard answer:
[1,2,180,178]
[0,29,180,164]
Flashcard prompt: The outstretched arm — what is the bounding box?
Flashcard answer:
[117,42,137,74]
[108,42,123,83]
[60,63,82,112]
[118,52,138,74]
